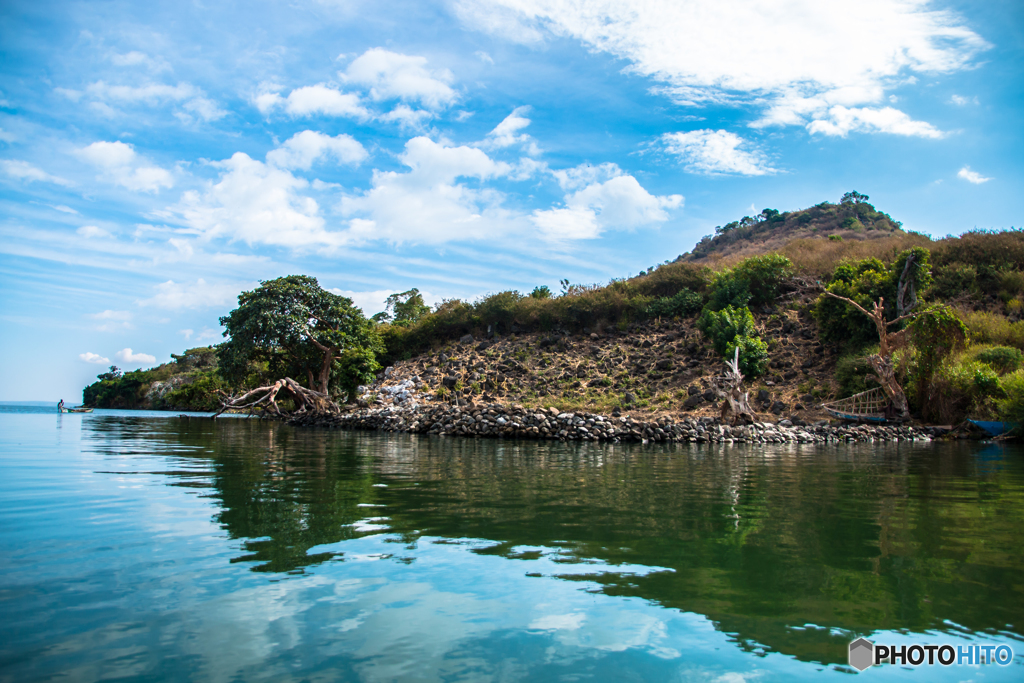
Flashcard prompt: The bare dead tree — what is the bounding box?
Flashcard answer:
[823,293,916,420]
[211,378,340,419]
[718,346,756,425]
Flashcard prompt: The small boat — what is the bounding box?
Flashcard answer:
[821,387,896,423]
[60,407,94,413]
[967,420,1017,437]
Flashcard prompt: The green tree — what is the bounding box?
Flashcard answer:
[840,191,869,204]
[219,275,381,402]
[530,285,552,299]
[373,288,430,326]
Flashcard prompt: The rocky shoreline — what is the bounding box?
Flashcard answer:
[290,402,946,444]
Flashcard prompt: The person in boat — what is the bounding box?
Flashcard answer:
[58,399,64,412]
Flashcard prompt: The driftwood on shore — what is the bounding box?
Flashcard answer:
[212,377,339,418]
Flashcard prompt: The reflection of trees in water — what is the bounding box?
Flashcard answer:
[88,418,1024,665]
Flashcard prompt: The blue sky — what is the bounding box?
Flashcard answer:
[1,0,1021,402]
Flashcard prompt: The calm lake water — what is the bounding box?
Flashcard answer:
[1,406,1022,682]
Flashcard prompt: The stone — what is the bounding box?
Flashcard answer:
[687,385,700,396]
[442,375,458,389]
[476,342,491,352]
[771,400,787,415]
[702,389,716,402]
[757,389,770,403]
[684,394,704,409]
[655,359,673,371]
[459,334,474,344]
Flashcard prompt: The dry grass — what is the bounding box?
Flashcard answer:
[779,233,932,277]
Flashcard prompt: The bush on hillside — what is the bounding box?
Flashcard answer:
[969,346,1024,374]
[725,335,769,378]
[697,305,758,355]
[647,288,703,319]
[997,370,1024,430]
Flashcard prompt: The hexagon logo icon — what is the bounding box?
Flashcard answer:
[849,637,874,671]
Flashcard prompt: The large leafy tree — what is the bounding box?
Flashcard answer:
[219,276,381,407]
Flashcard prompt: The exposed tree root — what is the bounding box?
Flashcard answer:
[212,377,340,418]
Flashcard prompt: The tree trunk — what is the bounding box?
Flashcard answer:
[866,354,910,420]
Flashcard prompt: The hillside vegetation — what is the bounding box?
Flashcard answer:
[82,193,1024,428]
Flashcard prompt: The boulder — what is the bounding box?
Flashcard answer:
[684,394,705,409]
[459,334,474,344]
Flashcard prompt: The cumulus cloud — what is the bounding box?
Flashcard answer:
[957,166,991,184]
[138,278,247,309]
[174,152,347,248]
[340,136,517,244]
[532,163,681,240]
[266,130,368,170]
[379,104,435,130]
[949,94,978,106]
[661,130,776,175]
[806,106,944,138]
[76,140,174,192]
[79,352,110,364]
[256,84,370,119]
[0,159,73,186]
[116,347,156,364]
[342,48,456,110]
[456,0,987,136]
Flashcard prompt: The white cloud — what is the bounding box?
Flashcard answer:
[54,205,80,214]
[456,0,987,135]
[180,328,194,340]
[661,130,776,175]
[195,328,221,342]
[181,97,228,122]
[342,48,456,110]
[266,130,368,170]
[89,309,132,321]
[550,162,621,191]
[138,278,247,310]
[340,136,517,244]
[532,171,681,240]
[83,80,223,121]
[258,84,370,119]
[76,140,174,192]
[379,104,435,130]
[174,152,348,248]
[481,106,536,151]
[79,352,110,364]
[88,309,133,332]
[806,106,944,138]
[116,347,157,364]
[0,128,16,143]
[77,225,111,238]
[0,159,73,186]
[957,166,991,184]
[949,94,978,106]
[111,51,150,67]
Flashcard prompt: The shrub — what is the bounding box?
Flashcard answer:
[970,346,1023,374]
[928,359,1004,423]
[959,310,1024,349]
[647,288,703,319]
[931,264,977,299]
[997,370,1024,428]
[725,335,769,378]
[697,305,757,355]
[908,305,967,381]
[732,254,794,306]
[834,352,883,398]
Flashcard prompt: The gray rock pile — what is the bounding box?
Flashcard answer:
[290,403,938,444]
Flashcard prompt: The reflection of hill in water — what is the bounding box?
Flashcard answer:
[87,418,1024,665]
